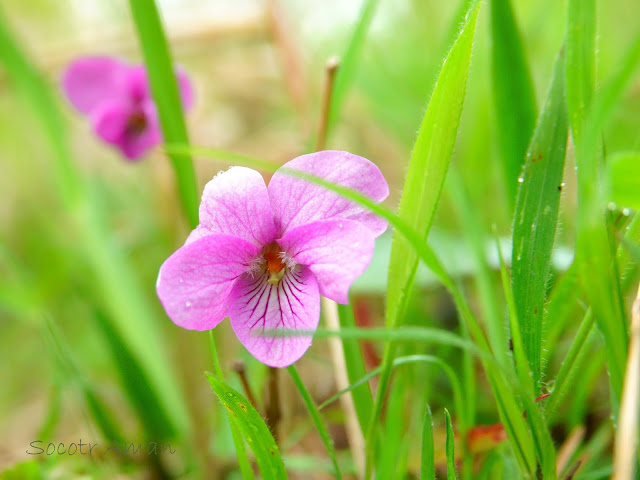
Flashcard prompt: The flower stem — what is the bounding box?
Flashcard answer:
[315,57,340,151]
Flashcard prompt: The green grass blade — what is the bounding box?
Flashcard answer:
[565,0,596,144]
[606,152,640,209]
[444,409,457,480]
[386,0,481,330]
[128,0,199,228]
[511,48,568,393]
[287,366,342,480]
[336,303,373,435]
[372,5,482,475]
[206,373,288,480]
[421,405,436,480]
[490,0,537,207]
[326,0,380,137]
[319,355,464,429]
[572,23,640,410]
[0,8,190,439]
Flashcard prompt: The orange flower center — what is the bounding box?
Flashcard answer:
[263,242,286,284]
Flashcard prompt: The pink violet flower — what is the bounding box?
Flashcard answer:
[62,56,193,160]
[156,151,389,367]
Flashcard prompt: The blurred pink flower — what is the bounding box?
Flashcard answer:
[156,151,389,367]
[62,57,193,160]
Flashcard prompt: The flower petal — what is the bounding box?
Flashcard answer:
[268,150,389,237]
[177,67,195,110]
[189,167,277,247]
[228,267,320,367]
[156,234,260,331]
[278,218,375,304]
[62,57,130,114]
[90,100,130,144]
[119,100,162,160]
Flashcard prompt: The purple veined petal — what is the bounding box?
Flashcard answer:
[228,266,320,367]
[156,233,261,331]
[62,57,130,114]
[189,167,277,247]
[278,218,375,304]
[116,99,163,160]
[268,150,390,237]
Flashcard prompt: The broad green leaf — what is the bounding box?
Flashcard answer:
[128,0,199,228]
[206,373,288,480]
[511,48,568,393]
[444,409,457,480]
[421,406,436,480]
[606,152,640,210]
[287,366,342,480]
[490,0,537,207]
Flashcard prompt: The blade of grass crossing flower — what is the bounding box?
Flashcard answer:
[445,409,457,480]
[490,0,537,208]
[206,373,288,480]
[421,405,436,480]
[511,48,568,394]
[128,0,199,228]
[0,9,190,439]
[326,0,380,137]
[287,366,342,480]
[336,303,373,434]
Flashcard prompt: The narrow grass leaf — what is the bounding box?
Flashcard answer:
[572,24,640,409]
[445,409,457,480]
[287,366,342,480]
[511,48,568,393]
[128,0,199,227]
[206,373,288,480]
[386,0,481,330]
[336,303,373,435]
[490,0,537,206]
[421,405,436,480]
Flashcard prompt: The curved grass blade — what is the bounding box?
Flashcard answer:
[490,0,537,207]
[421,405,436,480]
[206,373,288,480]
[445,409,457,480]
[128,0,199,228]
[511,47,568,393]
[318,355,464,429]
[374,4,482,476]
[287,366,342,480]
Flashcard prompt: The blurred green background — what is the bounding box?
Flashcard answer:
[1,0,640,478]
